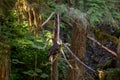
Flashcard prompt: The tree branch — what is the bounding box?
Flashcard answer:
[57,13,60,44]
[87,36,117,57]
[41,12,55,26]
[63,44,96,72]
[61,18,73,27]
[60,48,73,68]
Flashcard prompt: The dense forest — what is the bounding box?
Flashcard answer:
[0,0,120,80]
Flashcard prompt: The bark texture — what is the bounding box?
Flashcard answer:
[67,22,87,80]
[51,55,58,80]
[51,14,59,80]
[117,37,120,67]
[0,42,10,80]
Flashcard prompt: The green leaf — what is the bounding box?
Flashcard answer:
[12,59,24,64]
[23,70,38,76]
[35,68,42,73]
[40,73,49,78]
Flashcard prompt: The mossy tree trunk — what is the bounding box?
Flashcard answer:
[67,22,87,80]
[117,37,120,67]
[51,19,59,80]
[0,42,10,80]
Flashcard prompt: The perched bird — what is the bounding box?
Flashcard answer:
[48,41,61,56]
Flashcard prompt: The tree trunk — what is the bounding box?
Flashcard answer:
[51,55,58,80]
[117,37,120,67]
[0,42,10,80]
[51,14,59,80]
[67,22,87,80]
[51,1,61,80]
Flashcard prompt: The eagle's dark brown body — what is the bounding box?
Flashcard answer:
[48,42,61,56]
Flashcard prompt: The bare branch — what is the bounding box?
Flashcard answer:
[87,36,117,57]
[41,12,55,26]
[42,38,52,49]
[61,18,73,27]
[64,44,96,72]
[57,14,60,44]
[60,48,73,68]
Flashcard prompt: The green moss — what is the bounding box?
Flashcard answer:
[105,68,120,80]
[93,28,118,44]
